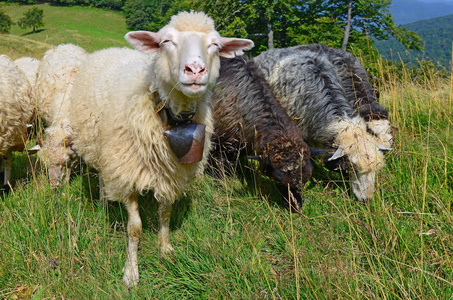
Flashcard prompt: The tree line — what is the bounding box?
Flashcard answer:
[2,0,423,58]
[123,0,423,56]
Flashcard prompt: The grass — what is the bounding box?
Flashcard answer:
[1,4,453,299]
[0,3,129,59]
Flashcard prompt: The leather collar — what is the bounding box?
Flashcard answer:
[154,93,196,127]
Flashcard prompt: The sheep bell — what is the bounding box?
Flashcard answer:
[164,123,206,164]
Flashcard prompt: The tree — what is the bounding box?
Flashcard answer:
[123,0,422,56]
[17,7,44,33]
[326,0,423,51]
[0,7,14,34]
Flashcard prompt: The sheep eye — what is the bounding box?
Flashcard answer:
[211,43,220,48]
[160,40,171,45]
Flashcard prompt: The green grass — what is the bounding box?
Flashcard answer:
[1,4,453,299]
[0,3,129,59]
[1,70,452,299]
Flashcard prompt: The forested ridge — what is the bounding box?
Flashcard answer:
[375,14,453,70]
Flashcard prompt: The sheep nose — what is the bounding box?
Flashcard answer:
[183,64,207,76]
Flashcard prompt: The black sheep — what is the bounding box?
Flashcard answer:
[210,56,315,210]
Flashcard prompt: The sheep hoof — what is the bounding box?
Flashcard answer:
[161,243,174,254]
[122,262,139,287]
[1,184,11,197]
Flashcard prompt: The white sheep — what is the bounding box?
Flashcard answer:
[69,11,254,286]
[0,55,34,192]
[34,44,87,186]
[14,57,40,88]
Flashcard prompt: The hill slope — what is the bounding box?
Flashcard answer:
[374,14,453,69]
[1,3,129,59]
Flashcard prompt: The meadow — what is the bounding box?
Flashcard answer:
[1,3,452,299]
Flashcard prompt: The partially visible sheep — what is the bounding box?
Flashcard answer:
[292,44,393,148]
[211,56,314,211]
[69,11,254,286]
[253,48,385,202]
[0,55,34,193]
[34,44,87,186]
[14,57,40,88]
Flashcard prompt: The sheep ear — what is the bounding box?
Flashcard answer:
[328,147,346,161]
[219,38,254,58]
[247,155,262,161]
[377,144,393,151]
[27,144,41,155]
[125,31,161,53]
[309,147,329,157]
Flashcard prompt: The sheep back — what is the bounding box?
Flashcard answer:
[292,44,388,120]
[14,57,40,88]
[35,44,87,126]
[253,49,354,147]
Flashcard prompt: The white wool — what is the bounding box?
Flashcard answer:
[34,44,87,185]
[0,55,34,155]
[14,57,40,87]
[367,119,394,149]
[333,116,385,174]
[166,11,215,33]
[0,55,34,188]
[70,47,213,202]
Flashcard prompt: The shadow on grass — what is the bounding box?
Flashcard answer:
[207,153,355,212]
[22,29,46,36]
[78,165,192,234]
[207,154,299,211]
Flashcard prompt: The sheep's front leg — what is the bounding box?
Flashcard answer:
[122,192,142,287]
[158,202,174,254]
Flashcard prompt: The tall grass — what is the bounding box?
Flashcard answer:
[1,60,451,299]
[1,5,452,297]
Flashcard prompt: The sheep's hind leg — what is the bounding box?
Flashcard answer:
[2,152,13,193]
[122,192,142,287]
[158,202,174,254]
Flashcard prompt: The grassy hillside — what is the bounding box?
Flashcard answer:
[1,4,453,299]
[0,3,129,59]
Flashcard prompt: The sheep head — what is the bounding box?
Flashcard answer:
[328,116,385,202]
[125,11,254,114]
[254,140,313,210]
[38,126,77,187]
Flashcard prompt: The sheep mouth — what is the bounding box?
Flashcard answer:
[181,83,207,90]
[277,184,304,214]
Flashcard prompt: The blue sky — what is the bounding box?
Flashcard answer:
[418,0,453,3]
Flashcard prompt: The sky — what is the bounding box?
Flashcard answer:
[417,0,453,3]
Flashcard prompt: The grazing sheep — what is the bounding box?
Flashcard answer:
[0,55,34,193]
[292,44,393,148]
[34,44,87,186]
[69,11,254,286]
[253,48,385,202]
[211,56,314,211]
[14,57,40,88]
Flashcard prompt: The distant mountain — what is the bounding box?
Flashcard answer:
[374,14,453,70]
[390,0,453,24]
